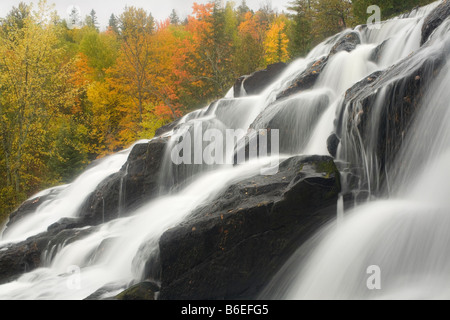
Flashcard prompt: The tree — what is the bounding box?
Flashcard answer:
[109,13,120,33]
[0,1,30,33]
[235,11,267,75]
[116,6,155,124]
[68,5,82,29]
[288,0,314,57]
[314,0,353,37]
[79,29,119,79]
[238,0,251,15]
[85,9,99,31]
[264,16,290,65]
[0,1,77,210]
[169,9,180,25]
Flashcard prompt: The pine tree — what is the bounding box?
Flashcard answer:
[68,6,82,29]
[288,0,313,57]
[109,14,119,33]
[85,9,99,31]
[169,9,180,25]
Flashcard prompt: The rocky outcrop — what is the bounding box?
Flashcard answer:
[276,31,361,101]
[154,119,181,137]
[329,31,361,56]
[115,281,159,300]
[234,62,288,97]
[159,155,341,300]
[80,138,167,226]
[335,38,448,193]
[421,0,450,45]
[4,187,66,234]
[0,225,96,285]
[276,56,328,100]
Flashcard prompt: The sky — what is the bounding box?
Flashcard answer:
[0,0,292,30]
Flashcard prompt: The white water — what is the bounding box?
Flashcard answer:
[0,158,276,300]
[262,8,450,299]
[0,1,448,300]
[0,141,149,245]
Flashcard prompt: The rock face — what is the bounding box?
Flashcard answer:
[234,62,287,97]
[276,56,329,100]
[3,187,65,235]
[115,281,159,300]
[154,119,181,137]
[421,0,450,45]
[80,138,167,226]
[276,31,361,101]
[335,38,448,193]
[159,155,341,300]
[329,31,361,56]
[0,226,95,285]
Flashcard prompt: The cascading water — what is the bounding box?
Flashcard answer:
[260,2,450,300]
[0,1,448,300]
[0,142,147,245]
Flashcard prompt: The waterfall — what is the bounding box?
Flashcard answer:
[260,5,450,300]
[0,1,449,300]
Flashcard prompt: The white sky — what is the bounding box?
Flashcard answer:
[0,0,292,30]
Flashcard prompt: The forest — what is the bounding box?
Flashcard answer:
[0,0,434,222]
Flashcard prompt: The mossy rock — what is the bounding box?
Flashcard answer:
[115,281,159,300]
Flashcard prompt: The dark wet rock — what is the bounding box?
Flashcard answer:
[421,0,450,45]
[115,281,159,300]
[327,133,341,158]
[155,119,181,137]
[329,31,361,56]
[276,56,328,100]
[159,155,341,300]
[370,39,389,64]
[80,138,167,226]
[335,39,447,193]
[0,226,97,285]
[4,186,66,235]
[234,63,288,98]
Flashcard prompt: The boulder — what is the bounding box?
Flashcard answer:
[327,133,340,158]
[329,31,361,56]
[115,281,159,300]
[159,155,341,300]
[234,62,287,98]
[79,138,167,226]
[0,226,96,285]
[276,56,328,100]
[421,0,450,45]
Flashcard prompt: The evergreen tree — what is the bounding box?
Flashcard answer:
[85,9,99,31]
[109,14,119,33]
[68,6,82,29]
[169,9,180,25]
[238,0,251,14]
[288,0,313,57]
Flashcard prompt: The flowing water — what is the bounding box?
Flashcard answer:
[0,1,449,300]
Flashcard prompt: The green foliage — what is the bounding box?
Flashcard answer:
[353,0,436,24]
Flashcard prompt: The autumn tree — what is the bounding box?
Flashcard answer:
[0,1,77,214]
[264,16,290,65]
[235,11,267,75]
[116,6,155,125]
